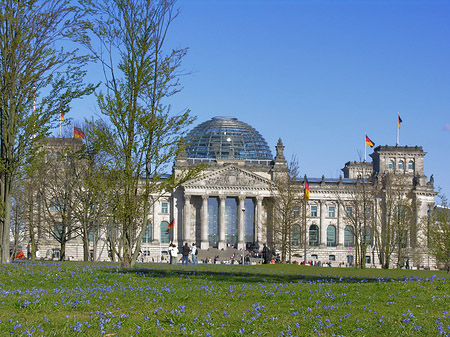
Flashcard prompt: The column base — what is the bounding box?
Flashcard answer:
[237,241,245,250]
[218,241,226,250]
[200,241,209,250]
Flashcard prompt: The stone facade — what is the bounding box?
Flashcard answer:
[25,118,437,268]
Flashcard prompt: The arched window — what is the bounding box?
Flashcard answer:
[160,221,169,243]
[142,223,152,243]
[408,160,414,170]
[389,160,394,169]
[398,230,408,248]
[398,160,404,170]
[292,224,301,247]
[327,225,336,247]
[309,225,319,246]
[362,227,372,246]
[344,225,354,247]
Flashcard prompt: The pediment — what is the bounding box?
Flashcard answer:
[182,165,273,191]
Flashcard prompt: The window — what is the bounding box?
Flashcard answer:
[52,224,64,240]
[310,205,318,217]
[327,225,336,247]
[142,223,152,243]
[329,255,336,261]
[389,160,394,169]
[309,225,319,246]
[161,202,168,214]
[291,225,301,247]
[160,221,169,243]
[344,225,354,247]
[88,227,98,242]
[365,256,371,264]
[329,206,336,218]
[362,227,372,246]
[311,254,318,260]
[52,249,61,260]
[49,198,63,211]
[346,207,353,218]
[399,231,408,248]
[408,160,414,170]
[293,207,300,218]
[365,207,371,219]
[398,160,404,170]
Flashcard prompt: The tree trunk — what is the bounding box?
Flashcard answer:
[0,178,12,263]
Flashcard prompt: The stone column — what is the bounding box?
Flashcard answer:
[237,196,245,250]
[255,196,263,247]
[218,195,226,250]
[201,195,209,249]
[183,194,191,244]
[320,200,326,246]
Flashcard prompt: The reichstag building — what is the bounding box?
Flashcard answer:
[35,116,437,267]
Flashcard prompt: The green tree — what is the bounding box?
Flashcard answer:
[82,0,198,267]
[0,0,95,263]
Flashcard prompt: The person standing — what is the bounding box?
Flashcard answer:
[191,243,198,265]
[169,243,178,265]
[181,242,190,265]
[262,243,270,264]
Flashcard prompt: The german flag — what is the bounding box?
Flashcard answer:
[60,110,64,122]
[73,127,85,139]
[365,135,375,148]
[304,176,310,201]
[398,114,403,129]
[168,219,174,229]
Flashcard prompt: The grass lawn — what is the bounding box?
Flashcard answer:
[0,261,449,336]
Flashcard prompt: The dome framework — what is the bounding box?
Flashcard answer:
[185,117,273,161]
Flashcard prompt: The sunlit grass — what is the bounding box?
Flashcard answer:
[0,261,448,336]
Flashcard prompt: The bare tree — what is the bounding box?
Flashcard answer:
[374,173,416,269]
[69,123,110,261]
[427,193,450,273]
[336,162,375,269]
[40,141,83,260]
[268,157,305,263]
[0,0,95,263]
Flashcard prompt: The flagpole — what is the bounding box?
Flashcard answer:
[396,112,399,146]
[364,133,367,162]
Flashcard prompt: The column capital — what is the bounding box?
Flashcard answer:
[256,196,264,202]
[202,194,209,201]
[238,195,246,202]
[185,194,191,201]
[219,194,226,201]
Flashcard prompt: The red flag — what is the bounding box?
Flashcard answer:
[60,110,64,122]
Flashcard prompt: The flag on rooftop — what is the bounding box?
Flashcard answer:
[365,135,375,148]
[73,127,85,139]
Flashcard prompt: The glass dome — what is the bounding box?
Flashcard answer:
[185,117,273,160]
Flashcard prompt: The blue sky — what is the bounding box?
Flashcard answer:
[68,0,450,198]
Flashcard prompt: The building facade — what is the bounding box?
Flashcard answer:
[28,117,436,267]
